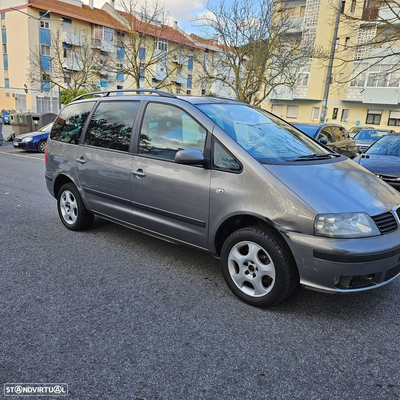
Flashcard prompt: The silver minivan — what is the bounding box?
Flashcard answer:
[45,90,400,307]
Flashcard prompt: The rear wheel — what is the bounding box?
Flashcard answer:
[37,140,47,153]
[57,183,94,231]
[220,226,298,307]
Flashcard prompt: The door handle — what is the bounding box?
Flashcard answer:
[75,157,86,164]
[132,169,146,178]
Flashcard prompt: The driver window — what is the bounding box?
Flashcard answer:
[139,103,207,160]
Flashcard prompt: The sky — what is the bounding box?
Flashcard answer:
[86,0,235,35]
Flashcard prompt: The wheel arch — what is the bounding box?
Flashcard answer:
[53,174,74,199]
[214,213,292,257]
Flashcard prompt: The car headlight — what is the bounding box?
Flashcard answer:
[22,137,33,142]
[314,213,380,238]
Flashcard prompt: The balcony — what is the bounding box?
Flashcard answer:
[91,38,114,53]
[62,32,85,46]
[268,85,308,100]
[347,87,400,104]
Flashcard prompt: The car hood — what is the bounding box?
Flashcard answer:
[15,131,46,139]
[264,159,400,216]
[357,154,400,177]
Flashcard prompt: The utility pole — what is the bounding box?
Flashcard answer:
[320,0,343,123]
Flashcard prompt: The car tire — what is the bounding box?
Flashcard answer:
[57,183,94,231]
[37,140,47,153]
[220,225,298,307]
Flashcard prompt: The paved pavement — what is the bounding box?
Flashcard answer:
[0,140,399,399]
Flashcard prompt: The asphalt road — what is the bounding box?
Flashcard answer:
[0,133,399,399]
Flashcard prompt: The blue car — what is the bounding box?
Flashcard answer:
[13,123,53,153]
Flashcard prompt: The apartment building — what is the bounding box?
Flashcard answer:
[265,0,400,130]
[0,0,204,113]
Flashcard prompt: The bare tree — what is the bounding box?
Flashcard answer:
[193,0,315,106]
[29,29,111,102]
[109,0,198,91]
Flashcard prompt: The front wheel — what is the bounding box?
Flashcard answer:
[57,183,94,231]
[220,226,298,307]
[37,140,47,153]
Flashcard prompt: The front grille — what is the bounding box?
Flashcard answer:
[371,211,397,234]
[385,264,400,281]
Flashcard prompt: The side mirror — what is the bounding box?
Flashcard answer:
[319,138,328,145]
[175,148,205,165]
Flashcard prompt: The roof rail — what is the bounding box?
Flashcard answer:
[72,89,177,102]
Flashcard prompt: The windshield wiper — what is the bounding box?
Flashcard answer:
[288,153,339,162]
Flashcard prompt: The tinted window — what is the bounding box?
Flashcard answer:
[139,103,206,160]
[51,102,94,143]
[213,140,241,172]
[85,101,139,152]
[366,135,400,156]
[198,104,330,163]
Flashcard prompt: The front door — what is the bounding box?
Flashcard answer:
[130,102,210,249]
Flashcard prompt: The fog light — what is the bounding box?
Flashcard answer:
[333,276,340,285]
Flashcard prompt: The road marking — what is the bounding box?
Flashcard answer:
[0,151,44,161]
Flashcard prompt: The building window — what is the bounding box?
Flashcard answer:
[3,53,8,69]
[40,44,50,56]
[341,1,346,13]
[186,90,191,95]
[158,38,168,52]
[311,107,320,121]
[5,78,9,88]
[296,72,309,87]
[286,105,299,119]
[40,20,50,29]
[388,111,400,126]
[366,109,382,125]
[117,85,123,89]
[344,37,350,48]
[351,0,356,12]
[332,108,338,120]
[300,6,306,16]
[104,27,113,41]
[2,43,6,53]
[340,108,350,122]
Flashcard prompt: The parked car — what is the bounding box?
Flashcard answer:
[353,129,391,153]
[2,109,15,125]
[45,90,400,307]
[13,122,53,153]
[293,123,357,158]
[348,126,375,138]
[354,134,400,191]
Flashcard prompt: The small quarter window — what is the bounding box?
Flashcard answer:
[213,140,241,172]
[50,102,94,143]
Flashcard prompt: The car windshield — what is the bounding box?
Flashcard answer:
[366,135,400,156]
[39,123,53,132]
[197,104,331,163]
[354,130,388,141]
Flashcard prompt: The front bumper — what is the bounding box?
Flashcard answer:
[13,141,28,150]
[285,229,400,293]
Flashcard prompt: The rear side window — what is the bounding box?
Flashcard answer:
[84,101,139,152]
[50,102,94,144]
